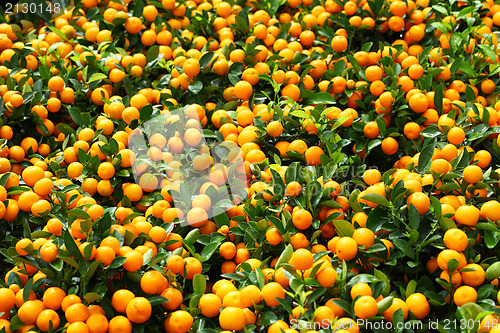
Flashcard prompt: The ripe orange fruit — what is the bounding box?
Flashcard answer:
[407,191,430,215]
[381,137,398,155]
[61,294,82,312]
[455,205,480,226]
[314,306,335,328]
[481,200,500,222]
[266,227,283,246]
[164,310,193,333]
[354,295,378,319]
[18,300,44,325]
[305,146,325,166]
[183,58,200,77]
[233,81,253,100]
[292,209,313,230]
[261,282,285,307]
[126,297,152,324]
[86,313,108,333]
[123,250,143,272]
[198,293,222,318]
[15,238,33,256]
[112,290,135,313]
[431,158,451,175]
[140,270,167,295]
[219,242,237,260]
[453,285,477,306]
[437,249,462,271]
[461,263,485,287]
[409,92,428,113]
[463,165,483,184]
[443,228,468,252]
[382,298,409,322]
[447,127,465,145]
[352,228,375,249]
[65,303,90,323]
[36,309,60,332]
[336,236,358,261]
[405,293,430,319]
[180,257,202,279]
[161,287,183,311]
[351,282,372,299]
[288,139,308,155]
[363,169,381,185]
[108,316,132,333]
[218,307,246,331]
[290,248,313,271]
[39,242,58,263]
[0,288,15,313]
[48,75,65,91]
[331,35,348,52]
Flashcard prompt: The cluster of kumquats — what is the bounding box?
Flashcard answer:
[1,0,500,332]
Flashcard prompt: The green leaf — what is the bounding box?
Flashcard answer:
[432,5,448,15]
[485,230,500,249]
[68,107,83,127]
[408,204,420,230]
[439,217,456,230]
[275,244,293,269]
[23,278,34,302]
[193,274,206,295]
[88,73,108,84]
[57,124,76,136]
[146,45,160,63]
[393,238,415,260]
[63,230,83,261]
[434,83,443,113]
[374,269,391,296]
[275,297,293,315]
[406,279,417,297]
[49,259,64,271]
[450,58,464,74]
[185,229,200,244]
[307,92,336,104]
[266,215,285,235]
[447,258,459,273]
[417,138,436,174]
[140,105,153,122]
[146,295,167,308]
[368,139,382,150]
[7,271,22,288]
[84,292,101,303]
[333,59,346,76]
[270,168,285,200]
[475,223,499,231]
[347,273,381,287]
[479,44,496,62]
[436,182,462,192]
[420,126,441,138]
[255,267,265,289]
[200,242,220,262]
[199,52,214,69]
[333,220,354,237]
[377,296,394,313]
[9,315,23,332]
[486,262,500,280]
[392,308,405,332]
[460,61,475,76]
[188,81,203,94]
[61,257,79,269]
[361,193,390,207]
[108,256,126,269]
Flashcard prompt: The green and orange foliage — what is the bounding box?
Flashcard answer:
[1,0,500,331]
